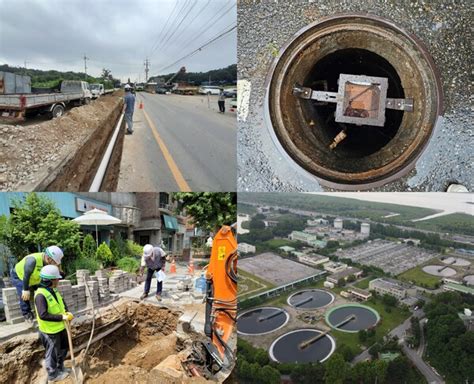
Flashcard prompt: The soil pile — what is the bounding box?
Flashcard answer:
[0,94,122,191]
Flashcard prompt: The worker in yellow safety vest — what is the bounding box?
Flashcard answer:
[34,265,74,383]
[10,246,64,322]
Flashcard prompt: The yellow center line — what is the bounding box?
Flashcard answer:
[142,107,191,192]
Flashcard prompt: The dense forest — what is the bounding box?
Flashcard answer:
[149,64,236,85]
[423,291,474,383]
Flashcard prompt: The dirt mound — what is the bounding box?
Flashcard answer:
[0,334,43,384]
[0,94,122,191]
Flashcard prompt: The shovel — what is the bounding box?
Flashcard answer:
[64,319,84,384]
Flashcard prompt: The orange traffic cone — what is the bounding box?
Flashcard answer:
[187,260,194,275]
[170,259,177,274]
[138,101,144,109]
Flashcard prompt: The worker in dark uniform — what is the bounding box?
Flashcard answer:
[123,84,135,134]
[10,246,64,322]
[34,265,74,382]
[218,88,226,113]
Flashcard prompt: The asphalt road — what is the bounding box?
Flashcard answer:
[237,0,473,192]
[117,93,236,191]
[352,309,445,383]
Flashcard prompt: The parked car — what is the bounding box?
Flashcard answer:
[198,85,221,95]
[223,88,237,98]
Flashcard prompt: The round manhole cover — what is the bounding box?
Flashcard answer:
[266,14,443,189]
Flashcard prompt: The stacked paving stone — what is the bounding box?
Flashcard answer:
[73,284,87,310]
[76,269,91,285]
[85,281,100,308]
[109,270,127,293]
[97,278,110,301]
[2,288,24,324]
[57,280,73,312]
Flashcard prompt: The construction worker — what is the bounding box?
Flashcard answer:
[139,244,168,301]
[10,246,64,322]
[123,84,135,134]
[34,265,73,382]
[218,88,226,113]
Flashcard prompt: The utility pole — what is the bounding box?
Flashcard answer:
[83,54,89,80]
[144,58,150,83]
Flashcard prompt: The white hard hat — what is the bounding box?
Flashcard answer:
[45,246,64,264]
[39,265,62,280]
[124,84,131,90]
[143,244,154,258]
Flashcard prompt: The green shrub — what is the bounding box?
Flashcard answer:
[96,242,114,267]
[110,239,120,261]
[82,234,97,259]
[73,256,101,274]
[126,240,143,257]
[117,257,140,273]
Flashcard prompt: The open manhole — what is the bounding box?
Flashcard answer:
[325,304,380,332]
[422,265,457,277]
[287,289,335,309]
[237,307,289,335]
[266,14,443,189]
[269,329,336,363]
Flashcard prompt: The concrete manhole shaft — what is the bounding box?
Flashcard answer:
[266,14,443,189]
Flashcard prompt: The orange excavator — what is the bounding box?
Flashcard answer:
[185,224,238,380]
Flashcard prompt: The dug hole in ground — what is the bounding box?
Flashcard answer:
[0,298,223,384]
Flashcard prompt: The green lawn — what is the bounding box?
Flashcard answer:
[238,269,275,299]
[398,266,441,289]
[365,298,411,339]
[353,277,372,290]
[262,238,299,248]
[411,212,474,236]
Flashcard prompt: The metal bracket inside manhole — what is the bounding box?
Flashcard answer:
[266,14,443,190]
[293,74,414,127]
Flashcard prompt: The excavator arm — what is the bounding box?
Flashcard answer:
[185,225,238,379]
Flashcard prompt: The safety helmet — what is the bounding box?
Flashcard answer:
[45,246,64,264]
[143,244,154,258]
[39,265,62,280]
[124,84,131,90]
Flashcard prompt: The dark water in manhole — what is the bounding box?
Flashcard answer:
[237,308,288,334]
[304,48,404,157]
[327,306,378,331]
[288,290,334,309]
[271,330,334,363]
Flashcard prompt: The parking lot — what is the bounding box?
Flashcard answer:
[238,252,319,285]
[335,240,438,276]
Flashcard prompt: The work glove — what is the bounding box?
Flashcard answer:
[62,312,74,322]
[21,290,30,301]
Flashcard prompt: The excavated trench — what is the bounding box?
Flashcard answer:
[0,302,202,384]
[266,14,443,189]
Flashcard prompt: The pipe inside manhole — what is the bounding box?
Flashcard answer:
[266,14,443,189]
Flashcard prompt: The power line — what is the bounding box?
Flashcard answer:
[159,0,200,53]
[160,0,212,54]
[157,23,236,74]
[152,0,190,55]
[148,0,181,56]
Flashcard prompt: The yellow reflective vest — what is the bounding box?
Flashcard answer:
[15,253,44,287]
[34,287,66,334]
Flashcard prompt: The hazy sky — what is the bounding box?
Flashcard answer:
[316,192,474,220]
[0,0,236,81]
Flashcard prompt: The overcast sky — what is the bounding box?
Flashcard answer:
[0,0,236,81]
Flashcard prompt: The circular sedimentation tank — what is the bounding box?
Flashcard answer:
[287,289,335,309]
[422,265,457,277]
[442,257,471,267]
[325,304,380,332]
[237,307,290,335]
[265,14,443,190]
[269,329,336,363]
[464,275,474,285]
